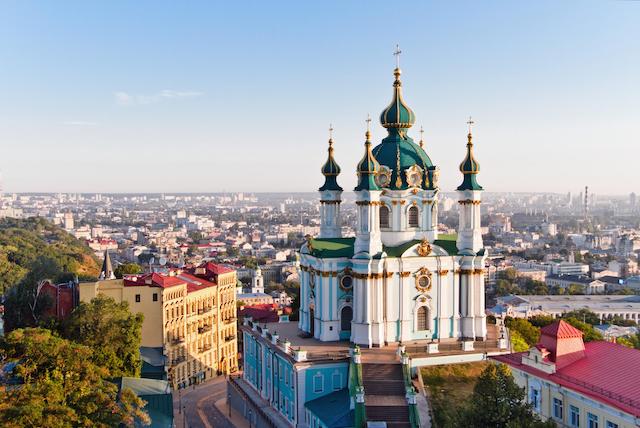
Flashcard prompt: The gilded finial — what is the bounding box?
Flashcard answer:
[329,123,334,141]
[419,125,424,148]
[467,116,475,143]
[365,114,372,141]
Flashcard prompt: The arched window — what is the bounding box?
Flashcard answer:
[408,206,419,228]
[379,206,390,228]
[417,306,429,331]
[341,306,352,331]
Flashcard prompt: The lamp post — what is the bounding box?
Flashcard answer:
[228,392,232,418]
[248,409,253,428]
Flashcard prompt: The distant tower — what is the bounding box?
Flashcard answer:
[250,267,264,294]
[318,125,343,239]
[63,211,74,230]
[584,186,589,220]
[99,250,116,280]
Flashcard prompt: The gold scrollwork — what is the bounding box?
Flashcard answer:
[417,239,432,257]
[415,267,432,292]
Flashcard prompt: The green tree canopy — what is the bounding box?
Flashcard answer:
[0,328,149,427]
[505,318,540,346]
[562,308,600,325]
[114,262,143,278]
[456,364,555,428]
[562,317,603,342]
[61,295,144,377]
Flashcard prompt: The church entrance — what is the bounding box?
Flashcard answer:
[341,306,353,331]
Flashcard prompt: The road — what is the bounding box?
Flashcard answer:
[174,376,237,428]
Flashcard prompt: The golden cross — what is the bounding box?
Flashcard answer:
[467,116,475,134]
[366,114,371,132]
[329,123,333,140]
[393,44,402,68]
[419,126,424,147]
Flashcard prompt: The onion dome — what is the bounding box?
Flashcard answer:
[319,134,343,192]
[354,129,381,191]
[457,131,483,191]
[371,67,436,191]
[379,68,416,129]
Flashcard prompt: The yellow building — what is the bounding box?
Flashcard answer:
[79,263,238,388]
[494,320,640,428]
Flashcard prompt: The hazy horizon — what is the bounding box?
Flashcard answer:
[1,1,639,195]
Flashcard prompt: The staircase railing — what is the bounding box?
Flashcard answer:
[349,346,367,428]
[401,351,421,428]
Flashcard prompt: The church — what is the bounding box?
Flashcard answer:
[298,62,487,347]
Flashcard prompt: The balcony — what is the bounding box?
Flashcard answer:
[170,337,185,345]
[198,325,212,334]
[222,317,237,324]
[171,356,186,365]
[225,335,236,342]
[199,343,212,353]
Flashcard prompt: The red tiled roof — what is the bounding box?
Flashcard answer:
[175,273,216,293]
[202,261,233,275]
[123,273,184,288]
[493,341,640,417]
[540,320,583,339]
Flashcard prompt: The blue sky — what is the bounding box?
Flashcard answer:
[0,1,638,194]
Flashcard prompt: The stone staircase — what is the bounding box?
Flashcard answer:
[362,362,412,428]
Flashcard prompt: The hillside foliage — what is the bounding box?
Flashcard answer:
[0,217,100,294]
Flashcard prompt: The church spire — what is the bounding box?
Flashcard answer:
[355,116,381,191]
[99,249,115,280]
[319,124,343,191]
[457,117,483,191]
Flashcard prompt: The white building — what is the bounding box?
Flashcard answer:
[298,67,487,346]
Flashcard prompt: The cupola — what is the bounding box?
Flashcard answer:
[457,122,483,191]
[319,128,343,192]
[354,125,381,191]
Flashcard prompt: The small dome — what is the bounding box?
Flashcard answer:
[354,130,381,191]
[457,132,483,191]
[319,138,343,192]
[379,68,416,129]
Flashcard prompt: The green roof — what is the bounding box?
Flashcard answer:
[457,135,483,191]
[319,140,343,191]
[433,234,459,256]
[115,377,173,428]
[310,235,460,258]
[305,388,354,428]
[309,237,355,258]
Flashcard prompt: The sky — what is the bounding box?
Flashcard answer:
[0,1,638,195]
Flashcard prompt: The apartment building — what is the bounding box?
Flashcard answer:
[79,262,238,388]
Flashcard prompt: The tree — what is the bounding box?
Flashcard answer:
[62,295,144,377]
[617,333,640,349]
[510,330,530,352]
[528,315,555,328]
[114,263,142,279]
[2,256,60,331]
[505,318,540,346]
[0,328,149,427]
[562,309,600,325]
[566,284,585,295]
[562,317,603,342]
[456,364,554,428]
[498,268,518,282]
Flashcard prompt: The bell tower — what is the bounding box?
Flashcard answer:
[318,125,343,239]
[354,119,383,256]
[456,118,483,255]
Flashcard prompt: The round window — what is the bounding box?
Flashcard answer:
[340,275,353,290]
[416,275,431,291]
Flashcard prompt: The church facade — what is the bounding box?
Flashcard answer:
[298,65,487,347]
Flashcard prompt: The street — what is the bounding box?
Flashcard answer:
[173,376,238,428]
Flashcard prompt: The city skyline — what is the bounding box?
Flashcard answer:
[1,1,639,194]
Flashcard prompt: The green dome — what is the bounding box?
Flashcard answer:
[457,133,483,191]
[372,132,435,190]
[379,68,416,129]
[319,138,343,191]
[354,131,381,191]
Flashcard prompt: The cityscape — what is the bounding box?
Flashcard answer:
[1,2,639,428]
